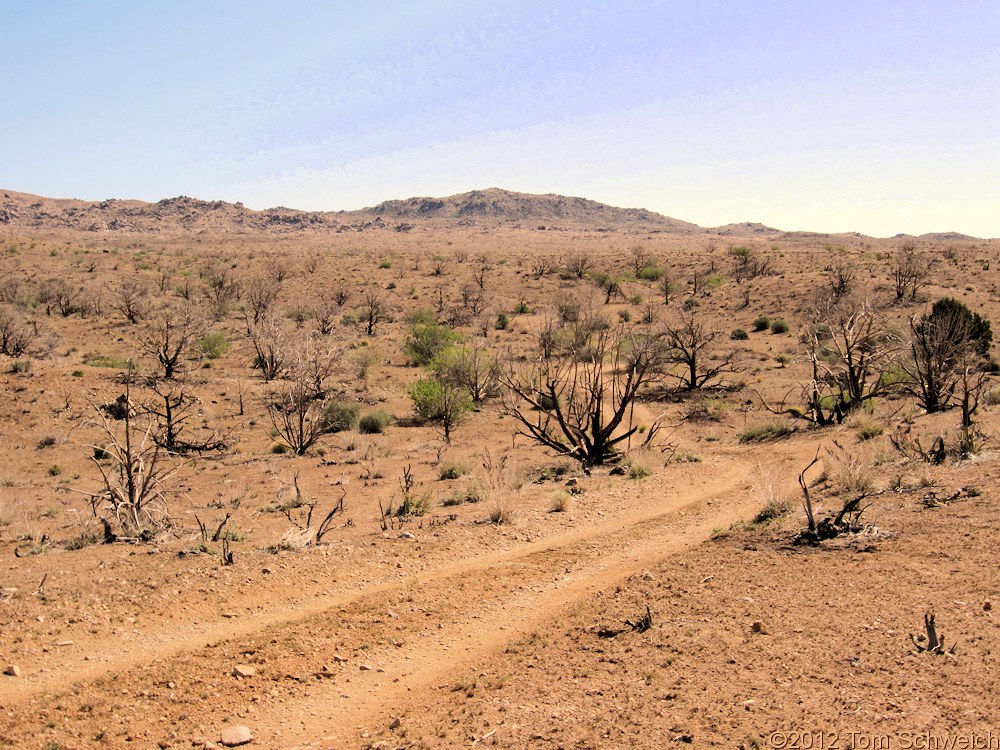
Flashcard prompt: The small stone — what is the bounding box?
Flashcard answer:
[565,478,578,487]
[332,654,347,663]
[389,717,401,730]
[984,601,993,611]
[4,665,21,677]
[219,725,253,747]
[358,664,372,671]
[233,664,256,678]
[399,531,415,539]
[751,621,767,635]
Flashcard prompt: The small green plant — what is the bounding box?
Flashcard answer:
[403,310,460,365]
[737,423,792,443]
[495,311,510,330]
[64,531,101,551]
[752,315,771,332]
[851,414,884,441]
[47,464,61,476]
[322,401,360,433]
[770,319,789,334]
[396,491,431,517]
[438,463,466,480]
[637,264,664,281]
[513,300,532,314]
[198,331,230,359]
[378,259,392,269]
[753,498,791,525]
[11,359,31,374]
[358,410,391,434]
[271,443,291,454]
[730,328,749,340]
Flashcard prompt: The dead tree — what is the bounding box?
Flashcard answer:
[502,323,665,466]
[660,309,740,390]
[891,243,934,302]
[360,290,386,336]
[0,307,33,356]
[242,275,280,333]
[144,382,228,454]
[797,296,900,424]
[138,307,204,379]
[80,398,178,539]
[113,280,149,324]
[249,315,288,381]
[266,379,328,455]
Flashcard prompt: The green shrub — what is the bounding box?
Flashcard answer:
[737,423,792,443]
[322,401,360,433]
[403,311,460,365]
[438,463,466,480]
[753,499,791,525]
[198,331,230,359]
[752,315,771,332]
[513,300,532,314]
[358,410,391,434]
[397,491,431,517]
[770,319,789,334]
[730,328,749,340]
[637,264,663,281]
[495,311,510,330]
[409,377,472,442]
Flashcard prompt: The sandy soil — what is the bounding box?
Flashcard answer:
[0,227,997,749]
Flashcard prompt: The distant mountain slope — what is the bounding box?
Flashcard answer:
[0,188,696,234]
[359,188,698,231]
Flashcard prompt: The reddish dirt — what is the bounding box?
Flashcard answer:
[0,223,997,749]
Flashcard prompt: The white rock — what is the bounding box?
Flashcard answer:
[232,664,256,678]
[219,725,253,747]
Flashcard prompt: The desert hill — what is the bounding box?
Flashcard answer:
[0,187,698,235]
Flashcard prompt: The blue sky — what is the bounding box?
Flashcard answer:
[2,1,998,236]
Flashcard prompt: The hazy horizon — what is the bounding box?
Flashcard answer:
[3,1,998,237]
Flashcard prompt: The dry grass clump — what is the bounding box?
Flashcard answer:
[549,491,572,513]
[737,421,792,443]
[751,463,792,525]
[623,448,654,479]
[849,412,884,441]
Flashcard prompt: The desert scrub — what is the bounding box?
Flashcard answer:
[198,331,230,359]
[770,319,789,334]
[549,491,572,512]
[737,422,792,443]
[438,462,466,480]
[396,491,431,517]
[358,410,391,434]
[730,328,749,340]
[753,498,791,525]
[623,449,653,479]
[322,401,360,433]
[752,314,771,332]
[850,413,884,441]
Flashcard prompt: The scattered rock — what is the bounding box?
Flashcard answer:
[233,664,256,678]
[3,665,21,677]
[399,531,415,539]
[389,717,401,730]
[750,621,767,635]
[359,663,373,671]
[219,725,253,747]
[985,601,992,611]
[332,654,348,663]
